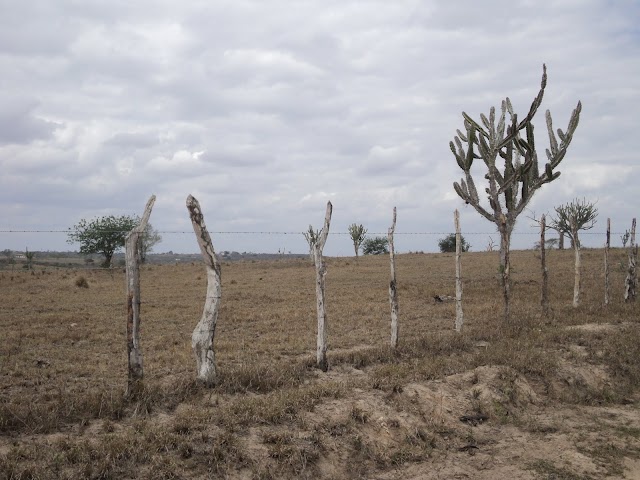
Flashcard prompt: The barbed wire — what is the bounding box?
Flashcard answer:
[0,230,622,236]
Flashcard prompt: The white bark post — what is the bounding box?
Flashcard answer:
[313,202,332,371]
[540,214,550,316]
[125,195,156,398]
[454,209,464,332]
[186,195,222,386]
[572,219,581,308]
[604,218,611,306]
[624,218,637,302]
[388,207,399,347]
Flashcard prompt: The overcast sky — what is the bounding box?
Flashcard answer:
[1,0,638,256]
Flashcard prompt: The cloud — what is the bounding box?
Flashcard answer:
[0,0,638,256]
[0,98,61,145]
[104,132,160,149]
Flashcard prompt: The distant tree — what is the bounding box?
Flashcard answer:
[138,223,162,263]
[621,229,631,248]
[24,248,35,270]
[67,215,138,268]
[550,198,598,307]
[438,233,471,253]
[303,226,321,262]
[550,198,598,249]
[1,249,15,269]
[533,238,559,250]
[362,236,389,255]
[348,223,368,258]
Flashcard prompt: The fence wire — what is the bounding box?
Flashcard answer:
[0,230,623,236]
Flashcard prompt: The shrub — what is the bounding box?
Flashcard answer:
[438,233,471,253]
[75,276,89,288]
[362,237,389,255]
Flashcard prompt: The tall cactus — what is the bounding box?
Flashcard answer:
[450,65,581,322]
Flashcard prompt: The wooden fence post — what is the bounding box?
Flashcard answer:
[571,218,581,308]
[125,194,156,398]
[454,209,463,333]
[624,218,637,302]
[604,218,610,306]
[388,207,399,348]
[312,202,332,371]
[540,214,550,316]
[186,195,222,386]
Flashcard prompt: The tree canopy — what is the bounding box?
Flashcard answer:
[550,198,598,248]
[348,223,368,258]
[438,233,471,253]
[139,224,162,263]
[362,236,389,255]
[67,215,138,267]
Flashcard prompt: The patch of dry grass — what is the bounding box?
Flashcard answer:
[1,248,638,478]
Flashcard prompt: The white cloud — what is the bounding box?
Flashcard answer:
[0,0,638,255]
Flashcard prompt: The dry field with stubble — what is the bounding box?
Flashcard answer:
[1,248,639,479]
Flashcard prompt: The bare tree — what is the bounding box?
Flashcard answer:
[550,198,598,307]
[125,195,156,398]
[187,195,222,386]
[307,202,333,371]
[388,208,399,347]
[451,64,581,322]
[348,223,368,259]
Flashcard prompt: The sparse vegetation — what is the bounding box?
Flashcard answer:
[1,250,638,479]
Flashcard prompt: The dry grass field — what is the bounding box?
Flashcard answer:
[1,248,639,479]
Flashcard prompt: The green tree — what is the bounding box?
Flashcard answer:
[362,236,389,255]
[348,223,368,258]
[67,215,138,267]
[138,223,162,263]
[24,248,35,270]
[438,233,471,253]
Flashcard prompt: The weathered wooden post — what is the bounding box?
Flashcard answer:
[624,218,637,302]
[125,194,156,398]
[454,210,463,332]
[571,218,581,308]
[604,218,611,306]
[540,214,550,316]
[388,207,399,347]
[186,195,222,386]
[310,202,332,371]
